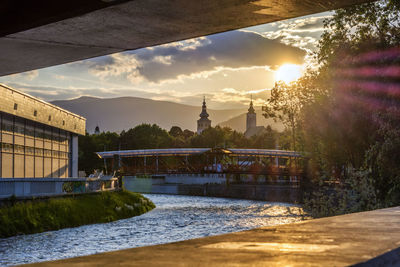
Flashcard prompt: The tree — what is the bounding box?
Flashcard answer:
[228,130,249,148]
[301,0,400,214]
[365,107,400,205]
[262,80,304,151]
[78,131,119,175]
[318,0,400,67]
[182,129,195,139]
[169,126,183,138]
[190,126,227,148]
[250,126,277,149]
[120,124,173,149]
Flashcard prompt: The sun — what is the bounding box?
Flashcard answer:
[275,64,302,84]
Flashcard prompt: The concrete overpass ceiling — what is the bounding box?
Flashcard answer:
[0,0,374,77]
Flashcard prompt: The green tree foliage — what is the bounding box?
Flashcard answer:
[190,126,228,148]
[298,0,400,215]
[228,130,251,148]
[189,126,256,148]
[250,126,277,149]
[262,72,325,151]
[78,131,119,175]
[169,126,183,137]
[318,0,400,66]
[262,81,303,151]
[182,129,195,139]
[120,124,173,149]
[365,109,400,206]
[169,126,187,148]
[261,0,400,215]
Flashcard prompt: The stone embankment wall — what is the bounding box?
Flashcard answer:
[124,176,301,203]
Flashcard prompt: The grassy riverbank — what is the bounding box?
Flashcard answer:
[0,190,155,238]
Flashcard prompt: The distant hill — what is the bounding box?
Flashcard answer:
[218,108,284,132]
[51,96,247,133]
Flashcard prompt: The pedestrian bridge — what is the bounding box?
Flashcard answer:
[96,148,305,177]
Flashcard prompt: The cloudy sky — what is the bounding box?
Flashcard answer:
[0,12,331,109]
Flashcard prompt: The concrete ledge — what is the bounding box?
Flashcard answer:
[25,206,400,266]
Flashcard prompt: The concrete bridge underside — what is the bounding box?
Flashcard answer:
[1,0,375,76]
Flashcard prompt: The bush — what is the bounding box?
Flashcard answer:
[303,169,379,218]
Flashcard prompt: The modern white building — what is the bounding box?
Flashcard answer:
[0,84,85,178]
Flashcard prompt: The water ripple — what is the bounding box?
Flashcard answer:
[0,194,305,266]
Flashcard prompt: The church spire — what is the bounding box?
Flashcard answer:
[246,95,256,132]
[197,95,211,134]
[248,94,255,114]
[200,95,209,118]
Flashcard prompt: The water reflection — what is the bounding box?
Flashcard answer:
[0,194,305,266]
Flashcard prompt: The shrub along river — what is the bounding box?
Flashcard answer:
[0,194,306,266]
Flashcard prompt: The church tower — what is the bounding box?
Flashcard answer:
[246,96,256,132]
[197,96,211,134]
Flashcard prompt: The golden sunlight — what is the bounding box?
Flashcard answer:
[275,64,302,83]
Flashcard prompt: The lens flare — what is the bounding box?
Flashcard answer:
[275,64,302,83]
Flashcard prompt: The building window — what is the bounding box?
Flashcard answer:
[1,143,13,153]
[14,103,18,110]
[26,146,35,155]
[35,148,43,156]
[48,115,51,121]
[62,120,65,126]
[44,149,52,157]
[14,124,24,135]
[34,110,37,117]
[25,127,35,137]
[1,121,13,133]
[14,144,25,154]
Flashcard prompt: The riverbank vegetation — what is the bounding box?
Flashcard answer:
[263,0,400,217]
[0,190,155,238]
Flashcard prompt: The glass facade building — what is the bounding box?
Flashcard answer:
[0,84,85,178]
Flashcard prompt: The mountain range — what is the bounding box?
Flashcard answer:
[51,96,283,133]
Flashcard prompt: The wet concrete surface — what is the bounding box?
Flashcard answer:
[24,206,400,266]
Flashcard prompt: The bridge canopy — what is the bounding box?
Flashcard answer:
[97,148,211,158]
[228,149,302,158]
[96,148,303,159]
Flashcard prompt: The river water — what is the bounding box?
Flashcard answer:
[0,194,305,266]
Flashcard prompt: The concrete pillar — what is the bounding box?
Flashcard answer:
[55,181,63,194]
[71,135,78,177]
